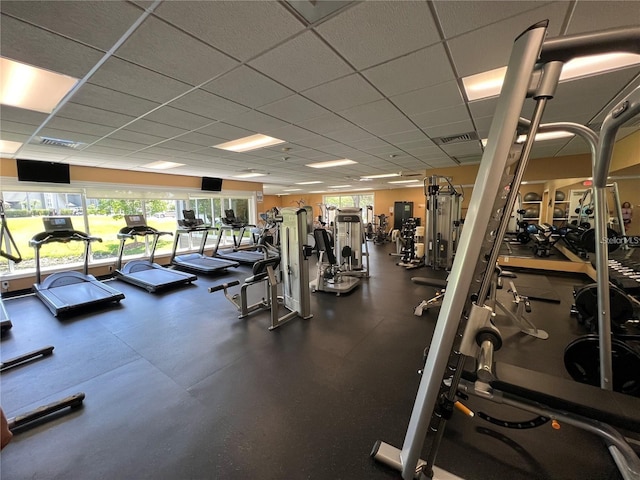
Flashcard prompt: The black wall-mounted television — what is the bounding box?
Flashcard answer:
[17,159,71,184]
[201,176,223,192]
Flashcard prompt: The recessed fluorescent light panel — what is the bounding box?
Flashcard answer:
[213,134,285,152]
[295,181,323,185]
[463,52,640,101]
[361,173,400,179]
[0,57,78,113]
[306,159,357,169]
[283,188,302,192]
[0,139,23,154]
[481,130,574,147]
[388,179,419,184]
[233,172,267,178]
[328,184,352,188]
[142,160,185,170]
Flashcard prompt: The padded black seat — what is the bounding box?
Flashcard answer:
[244,256,281,284]
[314,229,336,264]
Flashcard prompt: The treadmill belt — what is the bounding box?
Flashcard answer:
[216,249,264,264]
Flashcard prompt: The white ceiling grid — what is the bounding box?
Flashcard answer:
[0,0,638,194]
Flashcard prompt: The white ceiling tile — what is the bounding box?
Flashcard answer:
[89,57,192,103]
[363,43,454,97]
[566,1,640,35]
[72,83,161,117]
[1,120,38,136]
[258,95,328,124]
[154,1,304,61]
[92,138,148,151]
[46,117,116,137]
[115,16,239,86]
[392,81,464,116]
[14,146,71,162]
[440,142,483,157]
[324,126,376,143]
[410,104,471,129]
[144,106,215,130]
[402,145,444,157]
[1,1,144,50]
[262,124,315,143]
[379,130,431,145]
[339,99,405,125]
[196,123,254,141]
[303,74,383,112]
[202,66,294,108]
[433,1,552,39]
[223,111,289,133]
[168,89,250,121]
[297,114,354,135]
[468,98,498,120]
[173,132,227,147]
[364,118,418,137]
[0,15,103,78]
[0,106,48,126]
[316,1,440,70]
[447,2,569,77]
[146,140,202,153]
[57,103,136,129]
[249,31,353,92]
[125,119,189,138]
[108,129,165,146]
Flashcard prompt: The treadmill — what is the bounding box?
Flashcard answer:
[170,210,239,274]
[213,209,267,265]
[115,214,197,293]
[29,217,125,317]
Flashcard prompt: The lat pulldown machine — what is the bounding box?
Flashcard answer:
[372,22,640,480]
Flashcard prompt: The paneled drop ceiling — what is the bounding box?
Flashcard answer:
[1,0,639,195]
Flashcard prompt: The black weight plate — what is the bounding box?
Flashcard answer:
[564,334,640,396]
[517,232,531,244]
[574,283,633,328]
[580,228,620,253]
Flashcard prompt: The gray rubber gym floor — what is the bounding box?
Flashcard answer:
[0,243,634,479]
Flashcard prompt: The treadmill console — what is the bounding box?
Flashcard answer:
[178,210,204,228]
[124,215,147,228]
[43,217,74,233]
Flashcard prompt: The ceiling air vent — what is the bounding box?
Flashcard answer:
[432,131,479,145]
[39,136,83,149]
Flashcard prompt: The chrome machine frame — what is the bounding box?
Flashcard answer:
[372,22,640,479]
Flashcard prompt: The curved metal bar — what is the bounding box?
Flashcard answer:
[540,26,640,63]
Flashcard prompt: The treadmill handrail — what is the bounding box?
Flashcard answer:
[117,226,172,239]
[30,231,102,247]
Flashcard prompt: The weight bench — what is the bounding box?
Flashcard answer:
[459,362,640,479]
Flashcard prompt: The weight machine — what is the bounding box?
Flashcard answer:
[425,176,463,270]
[209,207,313,330]
[372,22,640,480]
[334,208,369,278]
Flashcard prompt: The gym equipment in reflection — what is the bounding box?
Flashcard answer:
[170,210,239,275]
[424,175,462,270]
[30,217,125,317]
[372,23,640,480]
[115,215,197,293]
[209,206,313,330]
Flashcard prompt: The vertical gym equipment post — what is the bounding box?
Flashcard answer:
[372,22,640,479]
[277,206,313,328]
